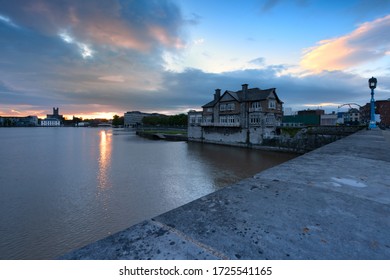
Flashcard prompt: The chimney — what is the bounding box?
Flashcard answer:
[214,88,221,100]
[242,84,248,92]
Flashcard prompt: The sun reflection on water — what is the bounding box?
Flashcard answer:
[98,129,112,190]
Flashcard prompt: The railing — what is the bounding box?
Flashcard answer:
[201,122,241,127]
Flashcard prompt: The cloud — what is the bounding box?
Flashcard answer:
[260,0,308,12]
[1,1,388,118]
[98,75,125,83]
[261,0,282,12]
[0,14,18,28]
[248,57,265,66]
[0,0,186,53]
[193,38,205,45]
[129,66,374,114]
[301,14,390,72]
[0,0,187,114]
[59,31,94,59]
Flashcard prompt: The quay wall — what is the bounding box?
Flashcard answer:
[189,125,364,153]
[61,129,390,260]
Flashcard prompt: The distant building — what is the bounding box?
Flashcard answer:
[344,108,361,125]
[124,111,164,128]
[46,107,64,122]
[188,84,283,145]
[40,118,61,127]
[282,109,323,126]
[321,113,338,126]
[298,109,324,116]
[0,116,38,127]
[361,99,390,127]
[75,122,90,127]
[337,112,347,125]
[40,107,64,126]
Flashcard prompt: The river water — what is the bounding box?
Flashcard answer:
[0,128,297,259]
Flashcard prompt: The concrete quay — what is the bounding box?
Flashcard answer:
[60,129,390,260]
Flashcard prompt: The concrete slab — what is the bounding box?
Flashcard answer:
[60,129,390,260]
[60,220,220,260]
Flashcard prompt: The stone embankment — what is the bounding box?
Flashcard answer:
[61,129,390,260]
[267,125,364,153]
[136,131,187,141]
[188,125,364,153]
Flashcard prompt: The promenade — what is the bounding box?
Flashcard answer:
[61,129,390,259]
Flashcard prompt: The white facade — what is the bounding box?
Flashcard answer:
[41,118,61,126]
[321,114,338,126]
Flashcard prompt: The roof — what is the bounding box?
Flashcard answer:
[202,99,218,108]
[202,87,282,108]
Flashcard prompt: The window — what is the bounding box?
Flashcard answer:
[227,103,235,111]
[207,116,212,122]
[252,102,260,109]
[268,99,276,109]
[265,115,275,125]
[250,114,261,124]
[220,103,235,111]
[227,115,235,123]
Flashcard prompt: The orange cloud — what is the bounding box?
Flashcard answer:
[5,0,184,53]
[148,25,185,49]
[301,14,390,72]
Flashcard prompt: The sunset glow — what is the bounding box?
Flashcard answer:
[1,0,390,117]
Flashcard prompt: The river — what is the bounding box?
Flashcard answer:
[0,127,297,259]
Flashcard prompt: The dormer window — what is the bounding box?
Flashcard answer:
[227,103,235,111]
[268,99,276,109]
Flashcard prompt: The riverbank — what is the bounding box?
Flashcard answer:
[61,129,390,259]
[136,125,364,153]
[136,130,187,141]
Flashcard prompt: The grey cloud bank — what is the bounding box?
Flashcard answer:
[1,0,389,117]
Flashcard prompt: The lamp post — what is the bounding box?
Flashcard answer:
[368,76,377,129]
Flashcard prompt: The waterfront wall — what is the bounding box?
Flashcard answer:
[60,129,390,260]
[189,125,364,153]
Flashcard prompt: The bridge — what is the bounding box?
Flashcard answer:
[61,129,390,259]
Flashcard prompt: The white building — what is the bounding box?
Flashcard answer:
[41,118,61,126]
[321,113,338,126]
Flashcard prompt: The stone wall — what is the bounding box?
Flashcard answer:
[187,125,202,140]
[202,127,247,144]
[188,125,365,153]
[264,125,365,153]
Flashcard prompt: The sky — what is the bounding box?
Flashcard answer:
[1,0,390,119]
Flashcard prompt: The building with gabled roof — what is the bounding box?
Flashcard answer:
[188,84,283,146]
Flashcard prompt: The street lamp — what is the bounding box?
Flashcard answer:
[368,76,377,129]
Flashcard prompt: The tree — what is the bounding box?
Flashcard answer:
[112,115,124,126]
[142,114,187,126]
